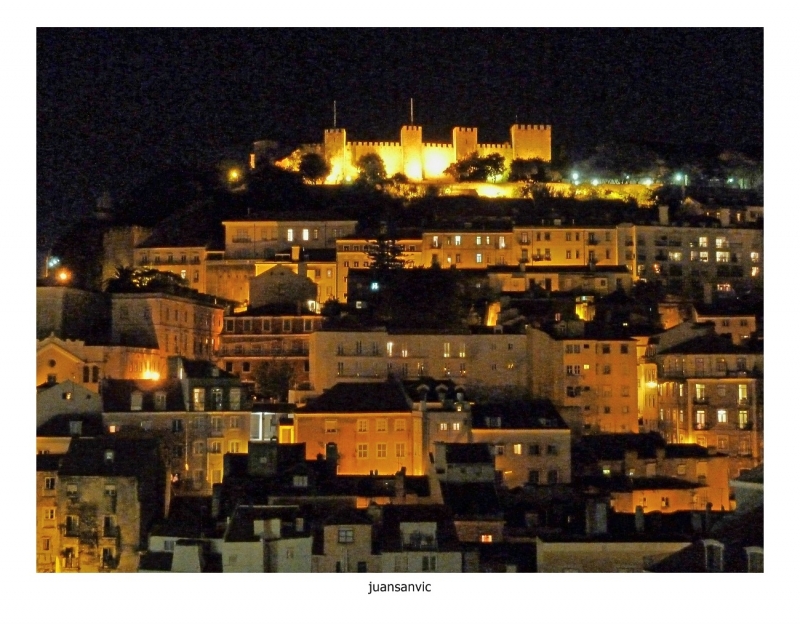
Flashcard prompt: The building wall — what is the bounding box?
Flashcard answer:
[303,124,551,183]
[470,428,571,488]
[36,468,60,572]
[222,219,357,260]
[37,337,162,390]
[528,329,640,433]
[422,230,514,269]
[102,411,250,494]
[379,551,462,573]
[36,286,109,341]
[267,536,314,572]
[254,261,338,307]
[312,523,379,572]
[309,330,530,394]
[294,411,423,476]
[36,381,102,427]
[217,313,322,386]
[535,539,691,573]
[512,226,620,267]
[135,246,207,293]
[205,260,254,304]
[110,293,223,362]
[58,475,141,573]
[633,224,763,299]
[103,225,152,287]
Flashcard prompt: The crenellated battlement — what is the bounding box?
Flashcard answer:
[511,124,551,131]
[350,141,401,147]
[290,121,550,182]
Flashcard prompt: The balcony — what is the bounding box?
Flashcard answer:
[738,398,751,407]
[694,422,709,430]
[693,397,709,405]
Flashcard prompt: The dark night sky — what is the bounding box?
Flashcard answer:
[36,28,762,251]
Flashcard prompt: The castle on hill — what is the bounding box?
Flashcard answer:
[265,124,551,184]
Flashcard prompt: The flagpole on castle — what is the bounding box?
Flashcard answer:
[410,98,414,125]
[333,100,337,128]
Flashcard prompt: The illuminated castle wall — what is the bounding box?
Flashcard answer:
[299,124,551,183]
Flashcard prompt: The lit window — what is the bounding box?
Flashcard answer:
[302,228,309,241]
[454,235,461,246]
[513,444,522,455]
[717,409,728,423]
[476,253,483,263]
[439,423,449,432]
[480,534,493,543]
[287,228,294,242]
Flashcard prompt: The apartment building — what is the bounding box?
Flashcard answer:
[308,328,530,394]
[528,324,640,434]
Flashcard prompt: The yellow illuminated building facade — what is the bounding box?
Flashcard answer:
[528,327,640,434]
[277,124,551,183]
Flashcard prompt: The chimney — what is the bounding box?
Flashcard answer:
[635,505,645,533]
[395,468,407,500]
[658,205,669,225]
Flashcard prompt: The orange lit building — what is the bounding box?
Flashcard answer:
[294,380,423,476]
[528,324,640,434]
[652,335,763,476]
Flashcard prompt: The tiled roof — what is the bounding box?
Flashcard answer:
[58,436,161,477]
[148,496,216,538]
[659,334,763,355]
[471,399,568,430]
[439,482,502,517]
[36,454,64,472]
[101,379,186,412]
[443,443,494,464]
[224,504,306,543]
[37,413,105,437]
[298,380,411,414]
[377,505,461,552]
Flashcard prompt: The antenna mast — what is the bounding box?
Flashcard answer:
[410,98,414,125]
[333,100,337,128]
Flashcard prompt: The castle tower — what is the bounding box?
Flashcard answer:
[452,127,479,162]
[510,124,552,162]
[400,125,423,181]
[323,128,348,182]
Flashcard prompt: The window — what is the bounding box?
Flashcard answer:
[377,443,387,458]
[395,443,406,458]
[495,445,505,456]
[66,483,78,498]
[704,541,724,572]
[439,422,449,432]
[746,547,764,573]
[480,534,493,543]
[738,410,749,428]
[695,383,706,401]
[717,436,728,450]
[325,420,338,433]
[356,419,368,433]
[42,538,51,551]
[193,388,205,411]
[566,365,581,376]
[547,470,559,484]
[513,443,522,455]
[338,528,354,544]
[44,477,56,491]
[376,419,387,432]
[696,410,707,428]
[452,422,461,431]
[302,228,309,241]
[677,463,686,476]
[717,409,728,423]
[193,442,205,455]
[209,441,222,454]
[528,444,541,456]
[286,228,294,242]
[43,508,56,520]
[602,364,611,375]
[547,444,558,455]
[357,444,368,459]
[476,253,483,264]
[528,470,540,484]
[394,419,406,432]
[422,556,437,572]
[443,342,451,358]
[454,235,461,246]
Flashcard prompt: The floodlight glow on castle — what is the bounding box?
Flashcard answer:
[272,123,551,184]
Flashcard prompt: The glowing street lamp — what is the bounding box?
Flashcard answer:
[57,269,70,282]
[228,168,241,183]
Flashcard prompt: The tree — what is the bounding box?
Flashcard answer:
[444,152,506,182]
[298,153,330,184]
[509,158,549,182]
[367,231,405,272]
[104,266,189,293]
[355,153,387,187]
[253,360,296,402]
